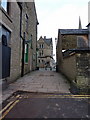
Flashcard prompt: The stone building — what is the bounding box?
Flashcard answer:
[37,36,53,69]
[0,0,38,88]
[56,27,90,93]
[19,2,39,75]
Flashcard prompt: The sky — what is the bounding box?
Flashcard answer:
[35,0,89,61]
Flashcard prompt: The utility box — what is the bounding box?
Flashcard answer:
[0,44,11,79]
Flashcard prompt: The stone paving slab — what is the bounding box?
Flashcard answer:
[2,70,70,102]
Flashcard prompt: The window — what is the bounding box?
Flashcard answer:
[39,50,43,57]
[24,44,28,63]
[1,0,9,13]
[42,60,44,63]
[39,44,41,48]
[38,59,40,63]
[1,0,7,11]
[0,25,11,45]
[42,44,44,48]
[39,52,41,57]
[41,50,43,56]
[39,44,44,48]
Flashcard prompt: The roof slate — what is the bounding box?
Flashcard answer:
[59,29,88,35]
[44,38,52,46]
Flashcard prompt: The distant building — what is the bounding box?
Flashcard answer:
[37,36,53,69]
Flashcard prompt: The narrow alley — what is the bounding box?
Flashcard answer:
[0,0,90,119]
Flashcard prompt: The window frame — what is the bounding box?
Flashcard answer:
[1,0,10,14]
[0,25,11,46]
[24,43,29,63]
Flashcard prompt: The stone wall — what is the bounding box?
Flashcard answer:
[62,34,88,50]
[1,2,38,84]
[1,2,21,83]
[62,35,77,50]
[27,2,38,71]
[61,54,76,82]
[76,52,90,92]
[59,51,90,93]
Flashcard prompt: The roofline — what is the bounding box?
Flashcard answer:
[44,38,52,46]
[86,23,90,27]
[58,29,88,35]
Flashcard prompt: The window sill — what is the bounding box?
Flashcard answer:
[24,63,28,65]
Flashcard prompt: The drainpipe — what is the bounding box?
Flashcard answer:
[36,21,39,70]
[18,3,25,77]
[88,2,90,49]
[21,32,25,77]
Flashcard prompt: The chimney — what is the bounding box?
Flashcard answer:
[44,36,46,40]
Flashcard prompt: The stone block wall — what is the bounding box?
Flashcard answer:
[62,35,88,50]
[9,2,21,83]
[1,2,21,83]
[76,52,90,92]
[60,51,90,93]
[27,2,38,71]
[1,1,38,84]
[62,35,77,50]
[61,54,76,82]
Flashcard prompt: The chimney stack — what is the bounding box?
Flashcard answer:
[44,36,46,40]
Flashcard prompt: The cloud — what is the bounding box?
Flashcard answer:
[35,0,88,61]
[37,3,88,39]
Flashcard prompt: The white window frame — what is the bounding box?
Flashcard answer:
[1,0,8,12]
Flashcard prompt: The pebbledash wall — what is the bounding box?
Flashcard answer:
[0,1,38,84]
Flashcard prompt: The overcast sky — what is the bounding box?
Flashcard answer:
[35,0,89,61]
